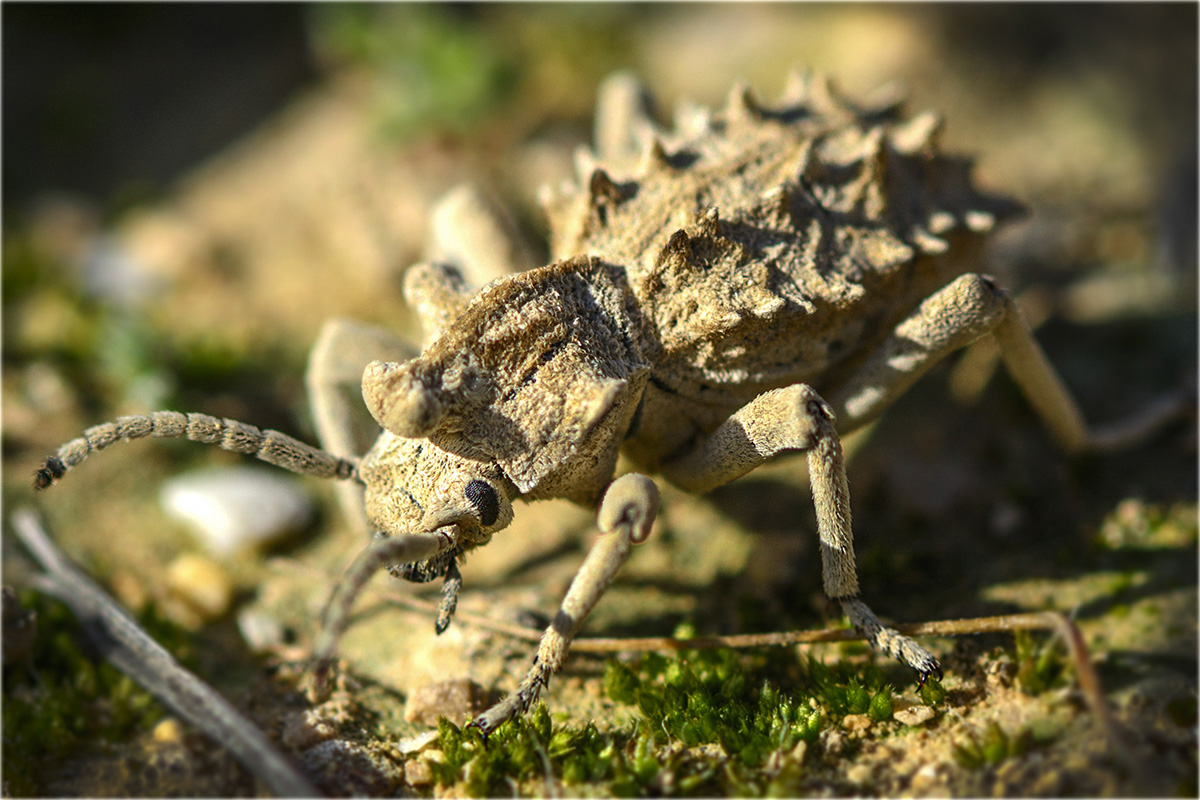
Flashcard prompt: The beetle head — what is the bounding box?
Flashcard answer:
[357,430,517,582]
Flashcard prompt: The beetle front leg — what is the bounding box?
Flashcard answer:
[306,318,419,534]
[660,384,942,681]
[310,531,447,699]
[469,473,660,735]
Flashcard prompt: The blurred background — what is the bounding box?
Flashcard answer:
[3,5,1196,796]
[4,3,1195,426]
[5,1,1195,517]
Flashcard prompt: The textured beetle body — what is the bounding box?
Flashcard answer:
[38,70,1180,736]
[359,72,1010,516]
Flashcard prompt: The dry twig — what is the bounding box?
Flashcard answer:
[9,507,321,799]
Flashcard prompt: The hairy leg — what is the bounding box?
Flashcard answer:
[825,273,1188,451]
[660,384,942,680]
[309,529,450,699]
[469,473,660,735]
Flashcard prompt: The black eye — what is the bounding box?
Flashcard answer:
[464,480,500,527]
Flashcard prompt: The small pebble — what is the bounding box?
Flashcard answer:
[299,739,402,796]
[894,705,936,726]
[237,608,286,653]
[985,656,1017,689]
[396,731,441,755]
[842,713,872,732]
[910,762,943,795]
[404,678,490,726]
[161,467,312,556]
[404,758,433,787]
[165,553,234,624]
[282,709,337,751]
[819,727,847,757]
[152,718,185,744]
[846,763,873,784]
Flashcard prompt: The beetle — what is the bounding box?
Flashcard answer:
[35,70,1184,735]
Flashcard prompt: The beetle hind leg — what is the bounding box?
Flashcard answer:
[824,272,1190,453]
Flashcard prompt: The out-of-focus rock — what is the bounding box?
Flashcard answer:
[160,466,312,556]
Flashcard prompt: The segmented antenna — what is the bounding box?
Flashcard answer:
[34,411,359,490]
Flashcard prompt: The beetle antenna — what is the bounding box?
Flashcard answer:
[34,411,360,490]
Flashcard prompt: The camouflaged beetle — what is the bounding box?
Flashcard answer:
[36,70,1183,734]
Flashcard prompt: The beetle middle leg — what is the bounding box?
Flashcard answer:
[658,384,943,680]
[469,473,660,735]
[649,272,1188,681]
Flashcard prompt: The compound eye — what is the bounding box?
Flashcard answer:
[464,479,500,527]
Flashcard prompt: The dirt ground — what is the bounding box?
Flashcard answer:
[3,5,1196,797]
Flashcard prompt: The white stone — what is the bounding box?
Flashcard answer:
[237,608,286,653]
[161,466,312,556]
[396,730,441,755]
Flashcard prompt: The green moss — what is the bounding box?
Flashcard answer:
[952,721,1037,771]
[606,649,824,766]
[432,647,915,795]
[919,675,947,707]
[868,685,895,722]
[433,706,655,797]
[1105,572,1136,596]
[2,590,191,795]
[307,5,518,142]
[1097,500,1199,550]
[1013,630,1066,695]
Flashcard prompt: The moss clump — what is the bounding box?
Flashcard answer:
[606,649,823,768]
[952,721,1037,770]
[868,685,895,722]
[431,646,914,796]
[797,656,901,721]
[919,674,947,707]
[433,705,661,797]
[2,590,191,796]
[1013,630,1067,695]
